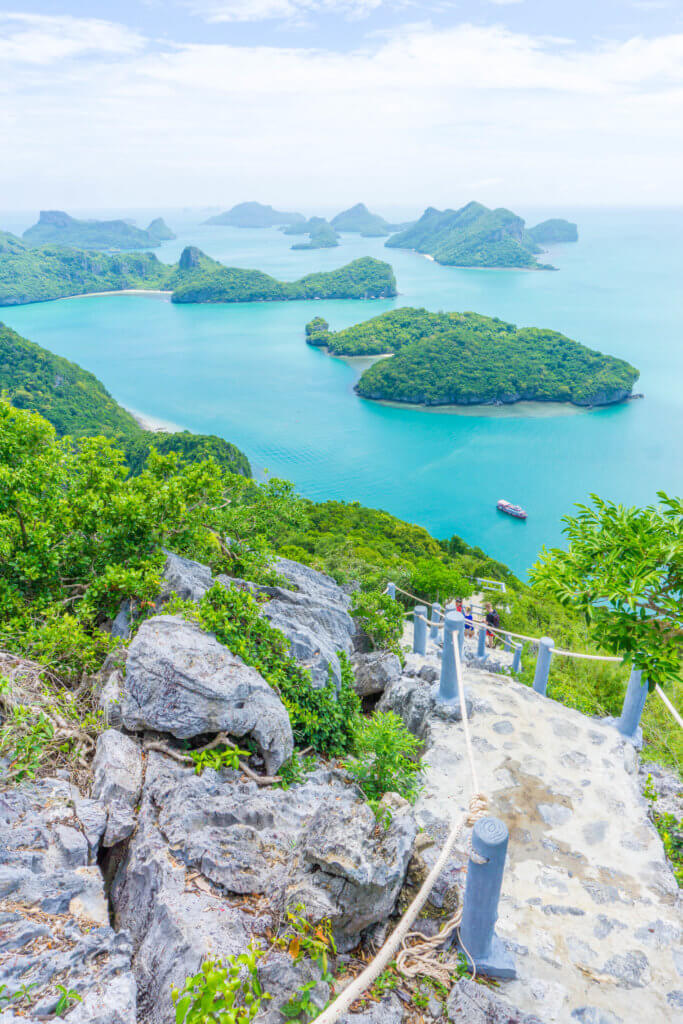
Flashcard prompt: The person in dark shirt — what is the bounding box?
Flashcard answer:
[485,602,500,647]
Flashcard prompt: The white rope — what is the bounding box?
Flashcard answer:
[655,685,683,728]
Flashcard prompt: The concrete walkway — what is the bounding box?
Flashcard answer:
[401,630,682,1024]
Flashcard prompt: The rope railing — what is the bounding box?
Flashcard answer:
[312,619,493,1021]
[387,581,682,732]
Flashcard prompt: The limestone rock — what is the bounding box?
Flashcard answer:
[342,994,405,1024]
[260,557,355,690]
[351,650,401,696]
[159,550,214,603]
[0,776,136,1021]
[122,614,293,773]
[447,978,545,1023]
[91,729,143,846]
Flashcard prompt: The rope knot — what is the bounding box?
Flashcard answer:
[464,792,488,827]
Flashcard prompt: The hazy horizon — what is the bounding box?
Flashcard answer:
[1,3,682,211]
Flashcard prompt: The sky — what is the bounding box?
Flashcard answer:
[1,1,682,213]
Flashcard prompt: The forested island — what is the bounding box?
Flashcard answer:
[170,255,396,303]
[290,224,339,250]
[0,240,395,305]
[203,202,305,228]
[527,218,578,244]
[385,202,577,269]
[0,323,251,476]
[22,210,175,250]
[306,308,639,407]
[330,203,406,236]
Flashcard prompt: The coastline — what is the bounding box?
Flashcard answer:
[358,396,590,418]
[63,289,173,301]
[125,407,184,433]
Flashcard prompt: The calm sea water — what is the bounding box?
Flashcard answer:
[2,207,682,576]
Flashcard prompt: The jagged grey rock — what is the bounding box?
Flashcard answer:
[98,669,124,728]
[159,550,213,603]
[110,752,417,1024]
[351,651,401,696]
[447,979,545,1023]
[91,729,143,846]
[122,614,293,773]
[343,994,405,1024]
[0,776,136,1021]
[260,556,356,690]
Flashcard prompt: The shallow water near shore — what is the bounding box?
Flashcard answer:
[2,206,682,576]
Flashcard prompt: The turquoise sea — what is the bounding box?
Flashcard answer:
[2,207,682,576]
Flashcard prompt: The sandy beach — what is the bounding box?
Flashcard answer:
[63,289,173,301]
[125,407,185,433]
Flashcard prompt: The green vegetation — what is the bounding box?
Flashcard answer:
[283,217,328,236]
[203,202,304,228]
[0,238,396,307]
[643,775,682,887]
[0,240,170,306]
[308,308,638,407]
[531,493,683,685]
[171,945,269,1024]
[330,203,403,237]
[291,224,339,250]
[170,584,361,755]
[345,711,424,805]
[172,257,397,303]
[527,218,578,245]
[385,201,557,269]
[0,324,251,477]
[22,210,170,250]
[350,590,404,656]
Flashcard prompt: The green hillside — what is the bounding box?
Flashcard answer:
[307,307,639,407]
[291,224,340,250]
[171,256,397,303]
[528,218,579,244]
[385,201,555,269]
[0,324,251,477]
[204,202,305,228]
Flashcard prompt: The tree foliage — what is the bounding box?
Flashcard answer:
[530,493,683,685]
[310,308,638,407]
[0,325,251,477]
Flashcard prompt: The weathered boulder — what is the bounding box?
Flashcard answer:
[110,752,417,1024]
[447,979,546,1023]
[122,614,293,774]
[91,729,143,846]
[159,550,213,604]
[0,776,136,1022]
[98,668,124,728]
[343,994,405,1024]
[379,673,473,739]
[351,651,401,696]
[260,557,356,690]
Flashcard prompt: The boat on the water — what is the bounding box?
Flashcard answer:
[496,499,528,520]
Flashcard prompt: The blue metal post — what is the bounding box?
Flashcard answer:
[429,602,442,640]
[454,613,465,659]
[512,643,522,674]
[459,817,515,979]
[477,625,486,659]
[504,634,511,652]
[437,612,464,703]
[617,668,648,738]
[532,637,554,696]
[387,582,396,600]
[413,605,427,655]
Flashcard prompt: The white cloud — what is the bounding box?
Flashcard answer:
[0,13,144,65]
[1,17,682,208]
[185,0,387,23]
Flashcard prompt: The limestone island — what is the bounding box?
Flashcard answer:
[290,223,340,250]
[0,239,396,306]
[22,210,175,250]
[330,203,411,237]
[203,201,305,228]
[305,308,639,408]
[385,201,578,270]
